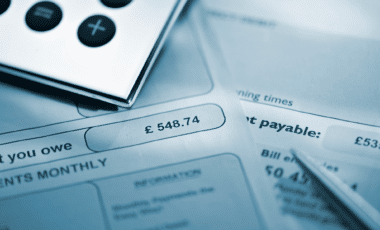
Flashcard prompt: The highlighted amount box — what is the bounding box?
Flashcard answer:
[85,104,225,152]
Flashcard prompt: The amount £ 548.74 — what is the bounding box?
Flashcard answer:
[145,116,200,134]
[354,137,380,149]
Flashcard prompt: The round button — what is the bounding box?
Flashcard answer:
[0,0,11,15]
[25,1,62,32]
[78,15,116,48]
[100,0,132,8]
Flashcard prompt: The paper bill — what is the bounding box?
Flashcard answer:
[203,0,380,229]
[0,3,264,229]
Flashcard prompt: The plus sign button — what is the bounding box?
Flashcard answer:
[78,15,116,47]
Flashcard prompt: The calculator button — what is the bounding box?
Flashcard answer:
[0,0,11,15]
[77,15,116,48]
[100,0,132,8]
[25,1,62,32]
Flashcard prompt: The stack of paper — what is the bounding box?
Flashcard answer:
[0,1,379,229]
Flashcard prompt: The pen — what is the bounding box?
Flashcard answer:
[290,149,380,230]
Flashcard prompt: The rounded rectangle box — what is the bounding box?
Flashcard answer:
[322,125,380,156]
[84,104,226,152]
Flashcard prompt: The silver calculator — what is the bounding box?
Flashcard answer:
[0,0,188,107]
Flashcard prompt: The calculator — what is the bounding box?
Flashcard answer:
[0,0,188,107]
